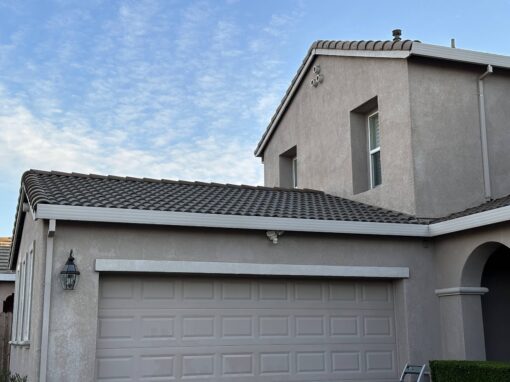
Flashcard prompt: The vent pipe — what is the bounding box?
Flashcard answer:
[478,65,494,200]
[392,29,402,42]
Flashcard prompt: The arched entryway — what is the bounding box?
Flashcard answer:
[481,246,510,361]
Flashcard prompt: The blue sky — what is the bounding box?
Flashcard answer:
[1,0,509,235]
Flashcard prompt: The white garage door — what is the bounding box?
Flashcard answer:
[95,275,399,381]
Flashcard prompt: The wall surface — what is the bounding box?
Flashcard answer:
[262,55,417,215]
[9,214,47,381]
[408,58,510,218]
[434,221,510,360]
[43,221,440,382]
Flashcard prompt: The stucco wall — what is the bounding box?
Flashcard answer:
[262,55,417,215]
[9,214,47,381]
[408,58,510,218]
[41,221,439,381]
[434,221,510,360]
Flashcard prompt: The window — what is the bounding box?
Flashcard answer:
[12,242,34,344]
[350,96,379,194]
[279,146,297,188]
[292,156,298,188]
[368,111,382,188]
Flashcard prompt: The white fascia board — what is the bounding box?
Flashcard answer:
[0,273,15,282]
[314,49,410,59]
[254,51,316,157]
[35,204,429,237]
[34,203,510,238]
[411,43,510,69]
[95,259,410,279]
[428,204,510,237]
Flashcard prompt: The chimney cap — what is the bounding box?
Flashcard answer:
[392,29,402,42]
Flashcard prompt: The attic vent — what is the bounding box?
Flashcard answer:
[392,29,402,42]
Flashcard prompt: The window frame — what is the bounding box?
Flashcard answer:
[367,111,381,189]
[11,242,34,345]
[292,156,298,188]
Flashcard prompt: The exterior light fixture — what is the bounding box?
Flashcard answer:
[60,250,80,290]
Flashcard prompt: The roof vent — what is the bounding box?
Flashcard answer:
[392,29,402,42]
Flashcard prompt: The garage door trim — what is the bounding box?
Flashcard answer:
[95,259,409,278]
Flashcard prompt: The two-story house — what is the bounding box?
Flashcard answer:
[7,33,510,381]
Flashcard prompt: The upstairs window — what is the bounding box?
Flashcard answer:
[368,111,382,188]
[12,242,34,344]
[279,146,297,188]
[350,96,380,194]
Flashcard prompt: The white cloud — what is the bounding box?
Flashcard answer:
[0,91,262,185]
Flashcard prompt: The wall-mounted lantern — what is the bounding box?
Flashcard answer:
[60,250,80,290]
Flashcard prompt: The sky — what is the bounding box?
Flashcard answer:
[0,0,509,235]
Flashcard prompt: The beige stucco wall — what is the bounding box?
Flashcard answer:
[12,216,510,380]
[261,55,510,219]
[408,58,510,218]
[26,220,441,382]
[434,221,510,360]
[262,55,417,215]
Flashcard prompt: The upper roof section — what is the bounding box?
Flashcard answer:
[0,237,11,271]
[254,38,510,157]
[311,39,415,51]
[22,170,423,224]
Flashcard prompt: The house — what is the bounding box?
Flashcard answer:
[0,237,15,370]
[7,32,510,381]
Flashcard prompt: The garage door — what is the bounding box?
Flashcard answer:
[95,275,399,381]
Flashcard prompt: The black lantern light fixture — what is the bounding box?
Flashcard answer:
[60,250,80,290]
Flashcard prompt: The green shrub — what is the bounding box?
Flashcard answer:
[430,360,510,382]
[0,370,27,382]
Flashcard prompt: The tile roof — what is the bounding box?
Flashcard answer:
[22,170,424,225]
[0,237,11,271]
[254,39,419,156]
[435,194,510,223]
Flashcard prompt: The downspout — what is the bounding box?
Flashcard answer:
[39,219,56,382]
[478,65,493,200]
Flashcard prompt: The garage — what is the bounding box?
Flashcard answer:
[95,274,399,381]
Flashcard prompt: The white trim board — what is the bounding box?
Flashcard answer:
[435,287,489,297]
[95,259,410,279]
[35,203,510,238]
[35,204,429,237]
[0,273,15,282]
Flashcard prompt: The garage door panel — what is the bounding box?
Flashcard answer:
[99,277,394,308]
[97,275,399,381]
[97,344,397,381]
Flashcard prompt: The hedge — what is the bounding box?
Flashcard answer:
[430,360,510,382]
[0,371,27,382]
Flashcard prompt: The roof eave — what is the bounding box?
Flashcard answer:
[32,202,510,238]
[410,43,510,70]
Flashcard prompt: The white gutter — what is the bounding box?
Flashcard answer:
[39,219,55,382]
[478,65,494,200]
[95,259,410,279]
[33,203,510,238]
[35,204,429,237]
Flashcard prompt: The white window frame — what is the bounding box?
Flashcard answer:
[11,242,34,345]
[292,156,298,188]
[367,111,381,188]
